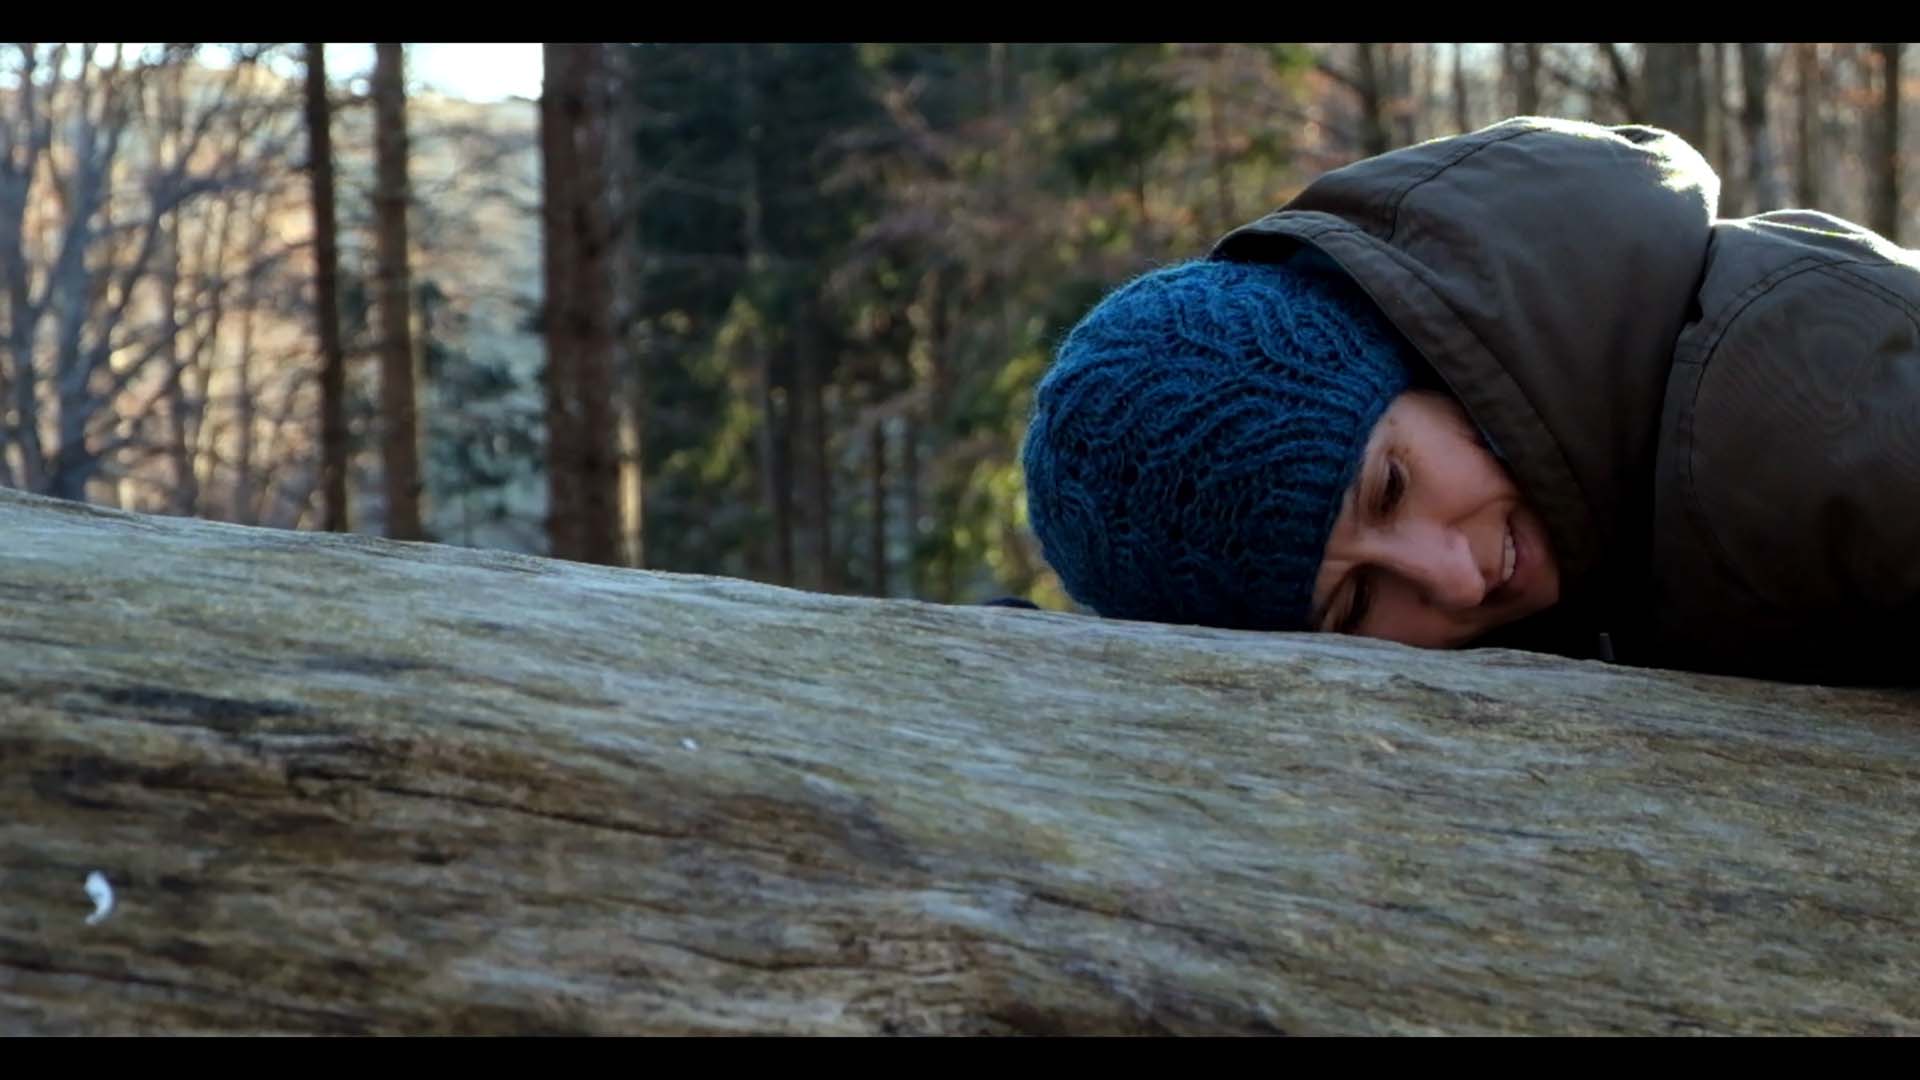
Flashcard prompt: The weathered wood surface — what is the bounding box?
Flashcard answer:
[2,489,1917,1034]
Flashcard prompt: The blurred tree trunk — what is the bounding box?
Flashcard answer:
[1351,44,1391,156]
[373,43,425,540]
[1795,43,1824,208]
[1417,42,1437,141]
[1709,43,1744,214]
[304,44,350,533]
[1504,42,1542,116]
[1874,42,1904,242]
[607,45,646,570]
[732,45,793,585]
[540,43,623,565]
[1742,43,1785,212]
[540,45,581,561]
[1600,43,1638,120]
[1389,43,1416,147]
[1643,43,1707,150]
[1452,43,1471,133]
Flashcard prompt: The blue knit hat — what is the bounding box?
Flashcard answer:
[1021,254,1416,630]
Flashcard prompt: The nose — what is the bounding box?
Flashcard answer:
[1371,523,1488,611]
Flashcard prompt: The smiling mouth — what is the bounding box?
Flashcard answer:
[1485,519,1518,605]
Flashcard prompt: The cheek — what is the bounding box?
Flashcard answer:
[1418,420,1522,508]
[1366,584,1478,649]
[1469,438,1526,504]
[1452,453,1519,505]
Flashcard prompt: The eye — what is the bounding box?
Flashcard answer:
[1376,458,1406,517]
[1338,573,1373,634]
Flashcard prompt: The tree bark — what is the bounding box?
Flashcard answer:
[3,488,1918,1035]
[304,44,351,534]
[734,45,793,586]
[1874,42,1904,242]
[1416,42,1436,143]
[1351,43,1391,157]
[1741,43,1785,212]
[540,45,581,561]
[566,45,621,567]
[1504,42,1542,117]
[1600,43,1638,121]
[1389,43,1416,148]
[1709,43,1742,215]
[1796,43,1823,209]
[1643,43,1707,151]
[608,45,646,571]
[372,43,425,540]
[540,44,623,566]
[1451,43,1471,134]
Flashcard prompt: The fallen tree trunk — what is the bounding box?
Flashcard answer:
[2,488,1917,1035]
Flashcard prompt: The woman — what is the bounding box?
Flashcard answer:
[1021,117,1920,687]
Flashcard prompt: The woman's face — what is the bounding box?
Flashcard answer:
[1310,390,1561,648]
